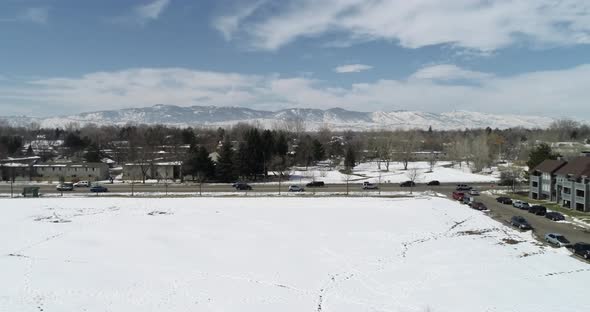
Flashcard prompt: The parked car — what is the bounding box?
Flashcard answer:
[232,181,244,188]
[469,189,480,196]
[235,183,252,191]
[545,211,566,221]
[400,181,416,187]
[452,191,465,200]
[571,243,590,260]
[288,185,305,192]
[426,180,440,186]
[512,200,530,210]
[528,205,547,216]
[461,196,472,205]
[519,202,531,210]
[362,182,379,190]
[544,233,571,247]
[510,216,533,230]
[56,182,74,191]
[90,185,108,193]
[496,196,512,204]
[73,180,90,187]
[456,184,472,191]
[306,181,325,187]
[469,202,488,211]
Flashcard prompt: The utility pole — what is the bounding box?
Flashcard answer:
[10,168,14,198]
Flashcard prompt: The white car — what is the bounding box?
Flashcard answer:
[544,233,571,247]
[512,200,525,208]
[362,182,379,190]
[469,189,480,196]
[73,181,90,187]
[288,185,305,192]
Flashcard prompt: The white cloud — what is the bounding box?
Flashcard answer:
[334,64,372,73]
[21,7,49,24]
[410,64,493,81]
[110,0,170,26]
[0,7,48,24]
[213,0,266,41]
[136,0,170,21]
[2,65,590,119]
[216,0,590,51]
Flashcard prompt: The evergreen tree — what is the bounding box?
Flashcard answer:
[312,139,325,162]
[84,143,102,162]
[243,129,264,179]
[194,146,215,179]
[526,143,559,170]
[181,128,196,145]
[260,130,275,176]
[26,145,34,156]
[275,133,289,157]
[344,146,356,170]
[184,145,215,180]
[216,140,236,182]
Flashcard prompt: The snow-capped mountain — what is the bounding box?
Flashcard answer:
[0,104,555,130]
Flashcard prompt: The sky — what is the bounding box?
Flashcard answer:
[1,0,590,118]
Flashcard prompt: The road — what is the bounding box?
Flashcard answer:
[0,181,501,195]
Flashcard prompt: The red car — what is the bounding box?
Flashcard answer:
[452,191,465,200]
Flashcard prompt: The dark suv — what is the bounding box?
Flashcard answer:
[571,243,590,260]
[400,181,416,187]
[235,183,252,190]
[496,196,512,204]
[306,181,325,187]
[528,205,547,216]
[545,212,565,221]
[511,216,533,230]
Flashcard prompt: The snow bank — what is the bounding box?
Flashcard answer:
[0,197,587,311]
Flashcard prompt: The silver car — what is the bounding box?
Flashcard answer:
[544,233,571,247]
[288,185,305,192]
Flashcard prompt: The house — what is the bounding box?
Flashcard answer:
[34,162,110,181]
[123,161,182,181]
[554,156,590,212]
[530,153,590,212]
[0,156,41,181]
[529,159,567,201]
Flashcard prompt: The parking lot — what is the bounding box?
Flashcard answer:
[460,193,590,259]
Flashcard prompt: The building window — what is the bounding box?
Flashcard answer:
[564,187,571,194]
[576,189,585,197]
[532,181,538,187]
[576,203,585,211]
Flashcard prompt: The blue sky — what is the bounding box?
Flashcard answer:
[1,0,590,118]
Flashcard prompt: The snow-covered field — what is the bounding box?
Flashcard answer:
[1,196,588,312]
[289,161,499,184]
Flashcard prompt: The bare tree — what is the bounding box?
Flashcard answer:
[406,167,422,194]
[195,171,206,196]
[340,169,354,196]
[427,151,437,173]
[395,134,417,171]
[471,134,491,172]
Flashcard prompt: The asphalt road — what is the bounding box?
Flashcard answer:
[0,181,501,195]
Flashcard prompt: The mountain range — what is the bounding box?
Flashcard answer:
[0,104,556,130]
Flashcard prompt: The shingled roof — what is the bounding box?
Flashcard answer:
[532,159,567,174]
[554,156,590,178]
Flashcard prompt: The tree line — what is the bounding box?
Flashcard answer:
[1,118,589,183]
